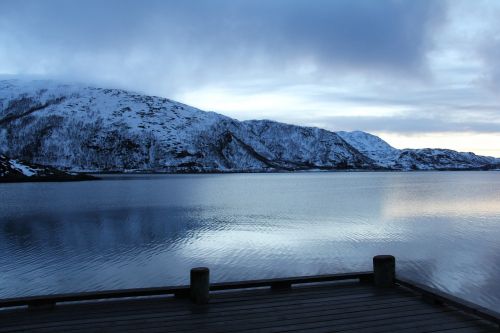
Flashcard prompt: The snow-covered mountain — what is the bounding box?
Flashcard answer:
[0,155,95,182]
[0,79,497,172]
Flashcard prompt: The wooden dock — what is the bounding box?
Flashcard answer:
[0,256,498,332]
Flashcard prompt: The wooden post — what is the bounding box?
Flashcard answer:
[373,255,395,288]
[190,267,210,304]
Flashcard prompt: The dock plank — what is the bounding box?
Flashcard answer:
[0,287,404,326]
[0,298,424,332]
[0,297,419,332]
[0,282,497,333]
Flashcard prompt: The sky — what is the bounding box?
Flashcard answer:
[0,0,499,157]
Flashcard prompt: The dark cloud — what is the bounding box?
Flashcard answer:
[313,87,487,110]
[0,0,446,92]
[481,38,500,91]
[469,2,500,92]
[309,115,500,134]
[2,0,499,156]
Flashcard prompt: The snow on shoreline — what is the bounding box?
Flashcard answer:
[9,160,37,176]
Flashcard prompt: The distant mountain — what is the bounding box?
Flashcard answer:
[337,131,497,170]
[0,155,95,182]
[0,79,497,172]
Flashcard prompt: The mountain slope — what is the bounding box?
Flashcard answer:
[0,80,374,172]
[0,79,497,172]
[337,131,399,166]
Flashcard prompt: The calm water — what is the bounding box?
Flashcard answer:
[0,172,499,310]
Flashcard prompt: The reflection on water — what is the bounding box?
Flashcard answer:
[0,172,499,310]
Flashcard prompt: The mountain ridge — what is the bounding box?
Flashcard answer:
[0,79,497,173]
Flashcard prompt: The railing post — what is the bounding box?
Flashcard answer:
[190,267,210,304]
[373,255,395,288]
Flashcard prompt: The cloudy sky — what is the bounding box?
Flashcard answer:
[1,0,499,156]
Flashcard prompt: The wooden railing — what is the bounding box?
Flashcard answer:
[396,277,500,326]
[0,271,372,309]
[1,255,499,328]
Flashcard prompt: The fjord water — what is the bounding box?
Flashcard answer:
[1,172,500,310]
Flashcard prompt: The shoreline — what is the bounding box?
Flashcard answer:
[0,174,100,184]
[2,167,499,183]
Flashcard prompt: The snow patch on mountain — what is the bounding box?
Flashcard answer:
[337,131,399,167]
